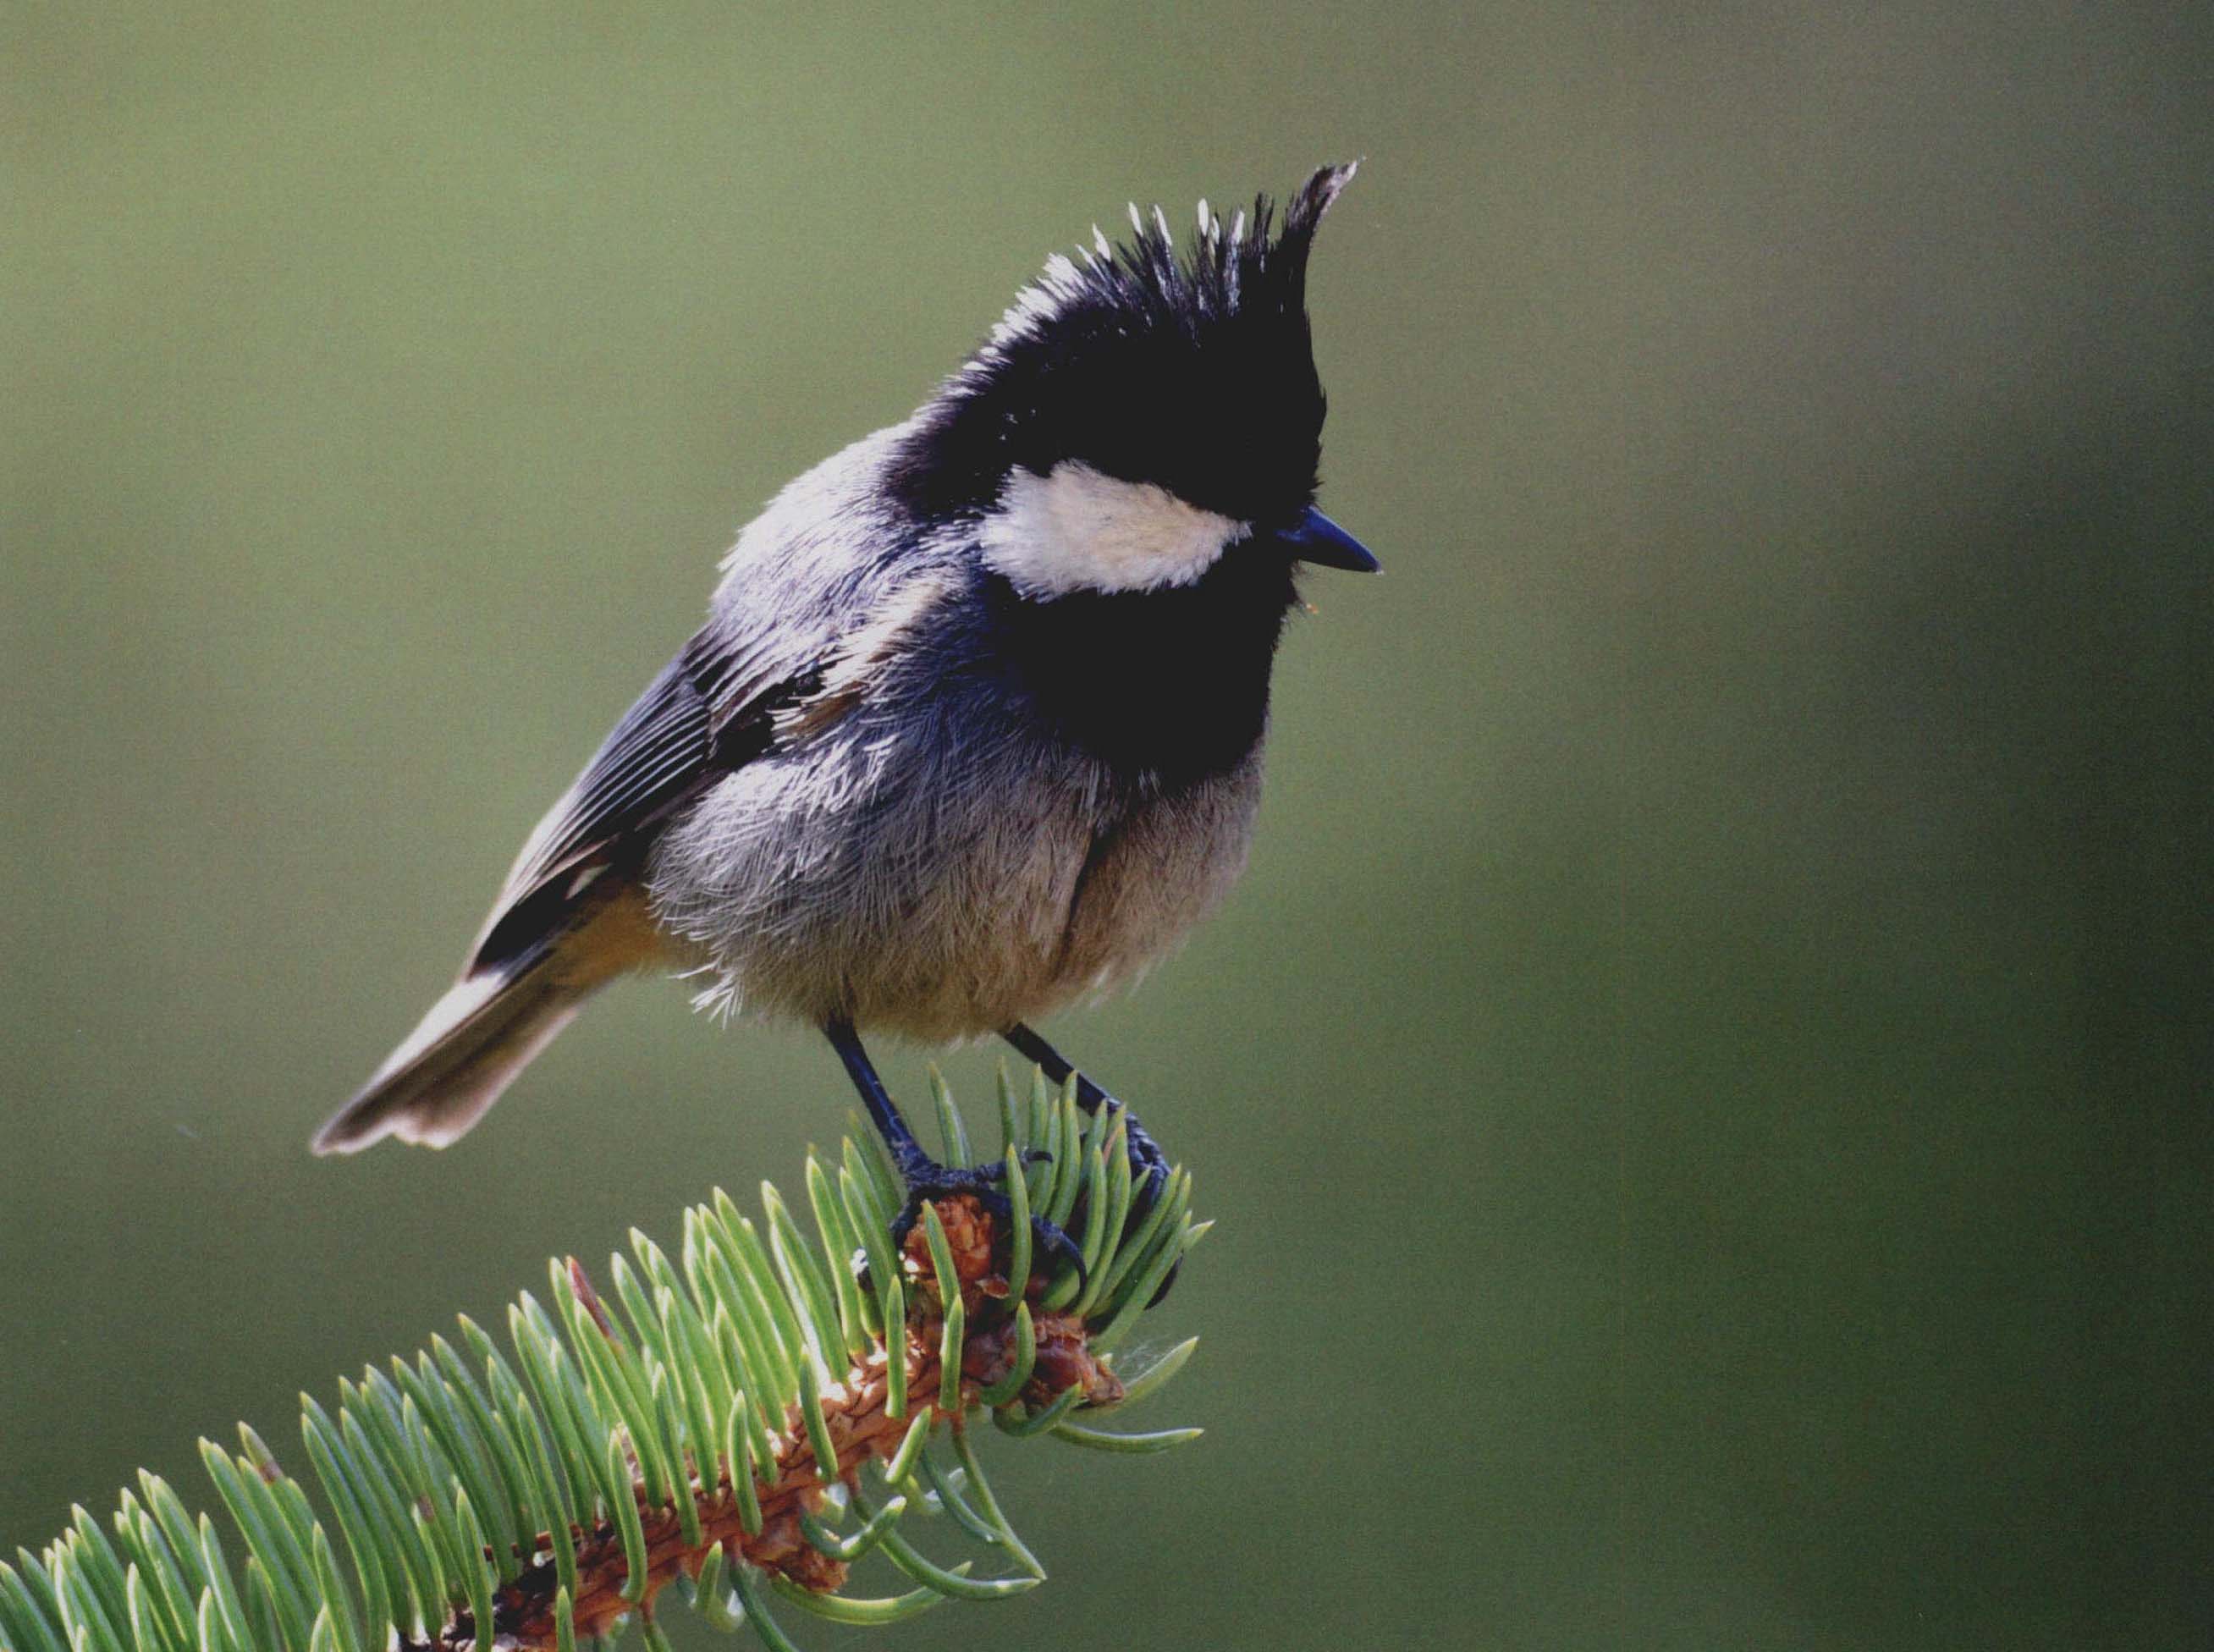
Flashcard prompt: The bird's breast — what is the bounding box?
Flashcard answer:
[644,719,1263,1041]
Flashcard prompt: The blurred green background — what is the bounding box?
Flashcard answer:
[5,4,2210,1647]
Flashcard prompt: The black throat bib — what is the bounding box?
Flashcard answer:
[985,552,1298,786]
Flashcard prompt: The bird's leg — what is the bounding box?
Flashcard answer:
[999,1023,1180,1308]
[1000,1022,1172,1209]
[824,1018,1084,1286]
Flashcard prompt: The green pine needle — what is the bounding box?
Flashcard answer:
[1,1071,1203,1652]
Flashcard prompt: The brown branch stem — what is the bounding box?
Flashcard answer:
[440,1198,1118,1652]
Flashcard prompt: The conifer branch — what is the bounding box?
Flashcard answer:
[0,1070,1204,1652]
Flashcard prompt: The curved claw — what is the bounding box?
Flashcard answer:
[1062,1102,1173,1307]
[961,1187,1088,1297]
[880,1165,1088,1299]
[1110,1114,1177,1306]
[1026,1211,1088,1293]
[1128,1157,1170,1219]
[1119,1113,1172,1219]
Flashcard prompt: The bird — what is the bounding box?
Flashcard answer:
[313,162,1376,1262]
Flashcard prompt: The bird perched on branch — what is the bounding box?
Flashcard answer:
[315,162,1375,1264]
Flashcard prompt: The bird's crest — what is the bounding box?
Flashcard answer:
[895,163,1360,522]
[981,160,1358,361]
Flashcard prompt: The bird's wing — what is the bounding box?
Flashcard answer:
[463,424,956,975]
[465,624,821,972]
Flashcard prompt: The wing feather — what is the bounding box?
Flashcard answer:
[462,426,953,976]
[466,627,813,972]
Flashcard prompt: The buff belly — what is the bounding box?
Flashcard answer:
[644,729,1264,1041]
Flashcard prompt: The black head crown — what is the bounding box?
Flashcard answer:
[895,162,1358,526]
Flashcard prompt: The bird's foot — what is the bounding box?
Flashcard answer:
[1114,1106,1173,1216]
[1089,1101,1180,1308]
[885,1151,1087,1297]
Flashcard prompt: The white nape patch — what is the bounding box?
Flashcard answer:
[978,462,1249,599]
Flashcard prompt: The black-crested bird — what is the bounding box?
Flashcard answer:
[314,163,1375,1263]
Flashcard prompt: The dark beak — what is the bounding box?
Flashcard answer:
[1282,507,1380,571]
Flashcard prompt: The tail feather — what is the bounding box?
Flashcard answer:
[317,876,668,1156]
[312,966,585,1154]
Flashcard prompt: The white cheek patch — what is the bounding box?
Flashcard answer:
[978,461,1249,598]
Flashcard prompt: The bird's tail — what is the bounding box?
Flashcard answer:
[310,965,584,1154]
[312,886,664,1155]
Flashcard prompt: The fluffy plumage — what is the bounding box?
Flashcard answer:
[314,163,1363,1157]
